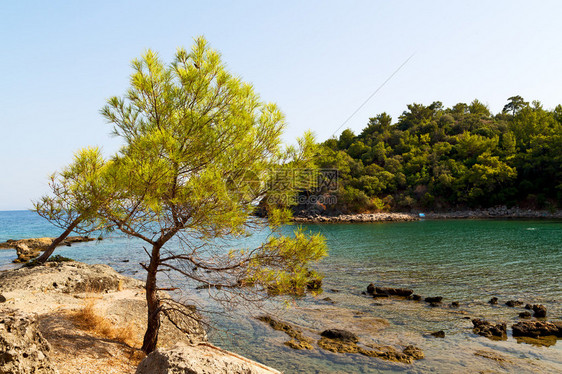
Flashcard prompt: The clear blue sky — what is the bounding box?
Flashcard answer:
[1,0,561,210]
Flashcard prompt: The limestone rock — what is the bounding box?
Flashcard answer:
[135,343,280,374]
[0,236,95,250]
[0,309,58,374]
[0,261,143,293]
[14,243,40,263]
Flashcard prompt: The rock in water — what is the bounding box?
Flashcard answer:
[512,321,562,338]
[519,311,532,318]
[136,343,280,374]
[532,304,547,318]
[402,345,424,360]
[0,309,58,374]
[430,330,445,338]
[505,300,523,307]
[472,319,507,339]
[374,287,413,297]
[425,296,443,303]
[320,329,359,343]
[14,243,40,263]
[367,284,414,297]
[488,297,498,305]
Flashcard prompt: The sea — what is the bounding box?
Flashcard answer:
[1,210,561,373]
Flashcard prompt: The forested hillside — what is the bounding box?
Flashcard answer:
[315,96,562,213]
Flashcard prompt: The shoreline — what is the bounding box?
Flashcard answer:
[0,261,280,374]
[293,207,562,223]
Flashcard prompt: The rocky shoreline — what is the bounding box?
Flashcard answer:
[363,282,562,342]
[0,236,98,263]
[293,206,562,223]
[0,261,279,374]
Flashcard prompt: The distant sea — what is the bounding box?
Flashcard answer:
[1,210,561,373]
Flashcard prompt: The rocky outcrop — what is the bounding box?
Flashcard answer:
[0,309,58,374]
[472,319,507,339]
[1,236,97,263]
[0,261,143,293]
[511,321,562,338]
[14,243,39,263]
[135,343,280,374]
[0,236,95,250]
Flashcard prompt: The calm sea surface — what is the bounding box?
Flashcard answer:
[1,210,561,373]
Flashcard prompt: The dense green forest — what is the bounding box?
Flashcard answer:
[313,96,562,213]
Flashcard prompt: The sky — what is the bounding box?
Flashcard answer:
[1,0,561,210]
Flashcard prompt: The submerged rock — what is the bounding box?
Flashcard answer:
[488,297,498,305]
[317,337,423,364]
[512,321,562,338]
[320,329,358,343]
[402,345,424,360]
[430,330,445,338]
[284,339,313,350]
[472,319,507,339]
[425,296,443,303]
[366,284,413,297]
[257,316,313,350]
[519,311,532,318]
[373,286,413,297]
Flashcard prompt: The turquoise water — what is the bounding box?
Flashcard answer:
[1,211,561,373]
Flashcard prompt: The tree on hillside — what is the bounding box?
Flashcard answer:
[33,147,115,263]
[36,37,327,354]
[503,95,528,116]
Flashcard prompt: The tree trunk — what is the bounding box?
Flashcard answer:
[36,217,82,264]
[141,243,162,354]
